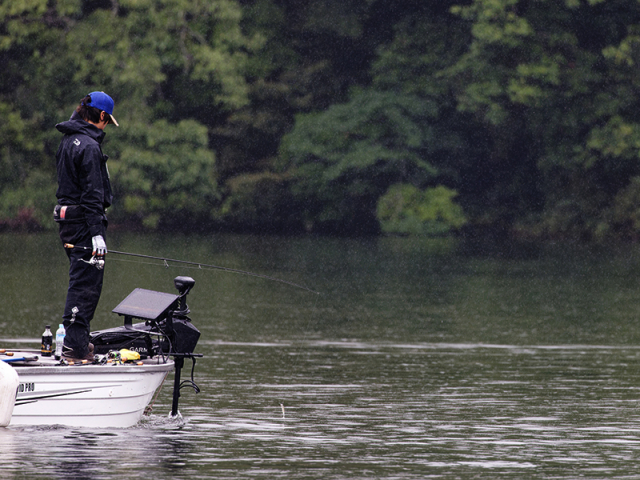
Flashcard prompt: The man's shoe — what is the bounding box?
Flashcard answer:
[62,345,95,362]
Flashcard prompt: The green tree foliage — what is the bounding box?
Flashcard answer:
[0,0,60,228]
[377,184,467,236]
[214,172,299,233]
[280,91,447,233]
[211,0,381,231]
[108,119,218,229]
[7,0,640,239]
[0,0,253,230]
[444,0,640,239]
[278,2,470,234]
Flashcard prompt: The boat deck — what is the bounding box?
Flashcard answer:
[2,348,172,369]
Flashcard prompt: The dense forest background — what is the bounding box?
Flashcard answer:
[3,0,640,240]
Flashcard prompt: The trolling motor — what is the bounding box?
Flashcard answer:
[90,276,202,416]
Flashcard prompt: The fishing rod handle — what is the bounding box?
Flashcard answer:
[64,243,88,250]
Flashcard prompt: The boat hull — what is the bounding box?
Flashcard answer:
[10,358,174,428]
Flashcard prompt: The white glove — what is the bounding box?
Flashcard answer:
[92,235,107,256]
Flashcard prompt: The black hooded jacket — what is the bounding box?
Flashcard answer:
[55,111,114,237]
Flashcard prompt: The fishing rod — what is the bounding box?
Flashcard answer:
[63,243,320,294]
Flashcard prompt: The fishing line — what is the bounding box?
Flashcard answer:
[144,370,170,415]
[103,256,165,268]
[276,291,322,420]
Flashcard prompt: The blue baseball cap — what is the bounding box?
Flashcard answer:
[85,91,119,126]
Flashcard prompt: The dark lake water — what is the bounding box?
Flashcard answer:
[2,232,640,478]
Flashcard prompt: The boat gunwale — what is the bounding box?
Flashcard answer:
[7,355,175,376]
[13,362,174,376]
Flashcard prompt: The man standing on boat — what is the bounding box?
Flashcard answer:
[53,92,118,362]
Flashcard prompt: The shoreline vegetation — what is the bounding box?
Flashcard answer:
[4,1,640,242]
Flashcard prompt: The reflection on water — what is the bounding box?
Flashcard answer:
[3,233,640,478]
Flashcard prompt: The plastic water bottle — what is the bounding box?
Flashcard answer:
[54,324,65,360]
[41,325,53,357]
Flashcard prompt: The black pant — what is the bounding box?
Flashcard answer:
[59,222,105,357]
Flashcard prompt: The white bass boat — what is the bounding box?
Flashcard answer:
[2,276,202,428]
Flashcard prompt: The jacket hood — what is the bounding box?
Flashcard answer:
[56,111,106,144]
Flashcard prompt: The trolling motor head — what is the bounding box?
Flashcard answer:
[92,275,200,357]
[174,276,195,317]
[175,276,195,295]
